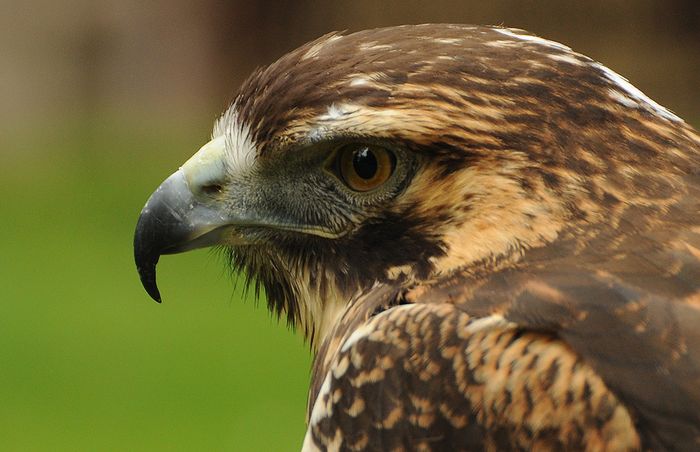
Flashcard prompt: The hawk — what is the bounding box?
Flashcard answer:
[134,25,700,450]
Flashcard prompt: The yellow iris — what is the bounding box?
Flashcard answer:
[336,144,395,192]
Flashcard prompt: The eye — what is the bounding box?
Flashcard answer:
[333,144,396,192]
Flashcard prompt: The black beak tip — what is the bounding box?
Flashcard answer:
[137,261,163,303]
[134,217,164,303]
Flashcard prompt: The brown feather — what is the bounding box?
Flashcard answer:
[216,24,700,450]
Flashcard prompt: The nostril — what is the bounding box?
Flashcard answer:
[201,184,223,195]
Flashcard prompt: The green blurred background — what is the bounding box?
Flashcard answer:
[2,1,698,450]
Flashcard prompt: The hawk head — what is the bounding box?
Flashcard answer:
[134,24,699,348]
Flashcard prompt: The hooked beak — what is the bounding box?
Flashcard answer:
[134,136,235,302]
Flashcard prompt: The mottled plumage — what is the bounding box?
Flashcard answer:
[134,25,700,450]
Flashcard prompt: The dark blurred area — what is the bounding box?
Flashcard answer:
[1,2,698,450]
[3,0,699,142]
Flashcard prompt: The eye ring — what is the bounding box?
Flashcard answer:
[332,144,396,192]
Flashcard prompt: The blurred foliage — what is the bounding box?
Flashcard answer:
[1,122,311,451]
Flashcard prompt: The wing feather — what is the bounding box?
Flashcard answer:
[406,173,700,448]
[308,169,700,449]
[304,303,640,451]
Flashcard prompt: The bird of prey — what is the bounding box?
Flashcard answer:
[134,24,700,450]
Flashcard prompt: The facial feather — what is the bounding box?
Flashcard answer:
[214,24,700,349]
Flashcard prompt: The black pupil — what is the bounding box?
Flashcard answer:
[352,147,378,180]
